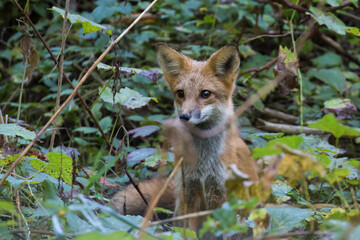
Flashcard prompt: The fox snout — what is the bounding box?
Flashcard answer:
[178,110,201,122]
[179,113,190,121]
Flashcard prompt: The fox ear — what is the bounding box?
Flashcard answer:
[207,45,240,77]
[157,43,189,76]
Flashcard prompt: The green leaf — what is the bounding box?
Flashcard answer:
[144,151,161,167]
[267,136,304,149]
[0,124,36,140]
[280,46,296,63]
[271,180,292,203]
[0,219,12,240]
[97,63,159,82]
[172,227,197,240]
[308,6,348,35]
[0,201,15,212]
[74,231,135,240]
[248,132,284,140]
[154,207,173,215]
[266,207,311,235]
[346,27,360,36]
[99,87,157,109]
[73,127,99,134]
[30,152,74,185]
[324,98,353,109]
[252,136,303,159]
[327,168,351,183]
[311,52,342,67]
[128,125,160,138]
[127,148,159,163]
[66,212,94,233]
[308,114,360,139]
[49,6,112,35]
[309,69,346,94]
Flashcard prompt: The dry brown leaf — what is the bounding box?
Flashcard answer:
[27,48,40,82]
[20,35,33,64]
[277,144,325,183]
[225,155,282,202]
[273,46,299,95]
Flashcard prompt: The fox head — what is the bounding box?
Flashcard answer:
[157,43,240,129]
[157,44,240,130]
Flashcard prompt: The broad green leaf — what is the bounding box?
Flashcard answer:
[266,207,311,235]
[308,114,360,139]
[49,6,112,35]
[311,52,342,67]
[280,46,296,63]
[252,135,304,158]
[308,6,348,35]
[0,124,36,140]
[172,227,197,240]
[154,207,173,215]
[271,180,292,203]
[97,62,159,82]
[74,231,135,240]
[346,27,360,36]
[327,168,351,183]
[144,151,161,167]
[0,153,22,166]
[128,125,160,138]
[0,201,15,212]
[248,132,284,140]
[213,205,237,228]
[326,0,342,6]
[267,136,304,149]
[252,147,282,159]
[99,116,113,134]
[324,99,353,109]
[309,69,346,94]
[30,152,74,185]
[99,87,157,109]
[127,148,159,163]
[66,212,94,233]
[73,127,98,134]
[0,219,11,240]
[348,0,358,7]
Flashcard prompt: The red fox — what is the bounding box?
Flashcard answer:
[112,44,258,234]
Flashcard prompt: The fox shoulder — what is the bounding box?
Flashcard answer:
[112,178,176,216]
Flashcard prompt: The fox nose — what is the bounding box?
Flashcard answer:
[179,113,191,121]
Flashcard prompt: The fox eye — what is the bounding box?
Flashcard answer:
[176,90,184,98]
[200,90,211,99]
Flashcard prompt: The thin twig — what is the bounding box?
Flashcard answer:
[235,71,286,118]
[327,1,353,12]
[262,231,331,240]
[16,190,30,239]
[138,157,184,240]
[243,32,291,45]
[272,0,307,12]
[50,0,70,152]
[0,109,9,143]
[259,107,298,124]
[257,119,326,135]
[150,209,214,226]
[238,57,278,78]
[320,32,360,67]
[0,0,160,186]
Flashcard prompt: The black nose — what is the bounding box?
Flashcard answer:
[179,113,191,121]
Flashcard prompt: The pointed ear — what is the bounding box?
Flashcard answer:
[156,43,189,76]
[207,45,240,77]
